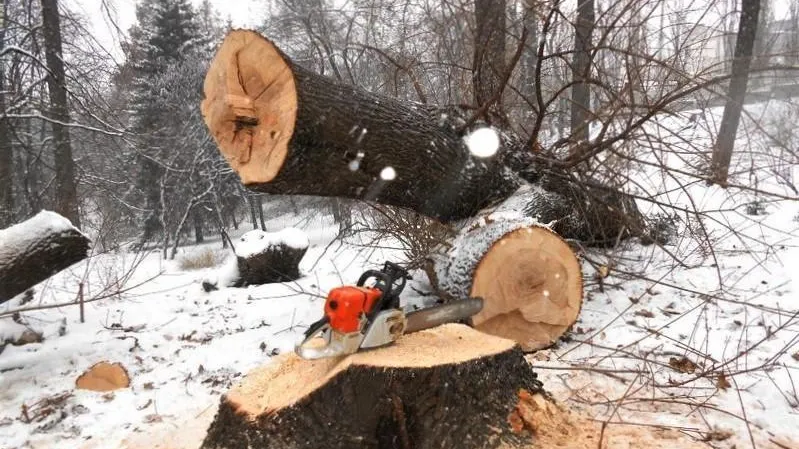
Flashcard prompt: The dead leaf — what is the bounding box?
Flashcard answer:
[143,414,163,423]
[703,429,733,442]
[669,356,698,374]
[792,352,799,362]
[634,309,655,318]
[597,265,609,278]
[716,373,731,390]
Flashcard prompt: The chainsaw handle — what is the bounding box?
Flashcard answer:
[356,270,394,298]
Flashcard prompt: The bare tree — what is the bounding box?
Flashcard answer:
[570,0,595,146]
[0,0,13,227]
[711,0,761,185]
[40,0,79,226]
[473,0,507,124]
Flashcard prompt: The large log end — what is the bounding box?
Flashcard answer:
[201,323,543,449]
[435,218,583,352]
[201,29,297,184]
[471,225,583,351]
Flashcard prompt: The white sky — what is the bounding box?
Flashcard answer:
[70,0,791,64]
[66,0,265,62]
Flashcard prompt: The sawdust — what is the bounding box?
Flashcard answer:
[505,390,710,449]
[226,323,517,416]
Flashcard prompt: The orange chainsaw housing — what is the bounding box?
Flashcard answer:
[324,286,383,333]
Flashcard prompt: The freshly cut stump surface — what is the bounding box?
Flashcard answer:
[436,221,583,351]
[200,324,544,449]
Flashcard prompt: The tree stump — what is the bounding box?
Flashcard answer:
[234,228,309,286]
[202,228,310,291]
[201,324,544,449]
[0,210,90,303]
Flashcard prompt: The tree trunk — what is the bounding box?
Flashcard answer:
[570,0,594,146]
[201,30,646,243]
[41,0,80,227]
[711,0,760,186]
[429,186,584,351]
[193,208,205,243]
[256,195,266,230]
[473,0,507,124]
[200,324,544,449]
[0,211,90,303]
[0,0,14,228]
[202,30,521,224]
[520,0,540,115]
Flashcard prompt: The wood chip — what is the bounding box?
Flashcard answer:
[76,361,130,392]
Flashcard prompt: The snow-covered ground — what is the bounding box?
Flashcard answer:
[2,102,799,449]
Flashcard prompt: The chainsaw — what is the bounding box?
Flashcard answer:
[295,261,483,359]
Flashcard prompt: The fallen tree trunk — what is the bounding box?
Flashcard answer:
[201,29,645,244]
[0,211,90,303]
[202,30,521,223]
[201,324,544,449]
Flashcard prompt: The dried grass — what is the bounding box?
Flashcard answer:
[178,249,225,271]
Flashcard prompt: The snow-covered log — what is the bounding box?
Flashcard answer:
[430,187,583,351]
[203,228,309,291]
[200,324,545,449]
[0,211,90,303]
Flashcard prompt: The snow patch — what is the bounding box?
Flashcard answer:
[235,228,310,258]
[348,151,365,172]
[464,127,500,158]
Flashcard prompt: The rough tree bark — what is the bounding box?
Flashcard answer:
[41,0,80,227]
[570,0,595,146]
[0,211,90,303]
[200,324,545,449]
[711,0,761,186]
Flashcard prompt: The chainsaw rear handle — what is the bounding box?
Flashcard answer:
[357,262,411,298]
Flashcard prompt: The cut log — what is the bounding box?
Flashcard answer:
[200,324,544,449]
[0,211,90,303]
[202,29,522,223]
[201,29,646,244]
[432,210,583,351]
